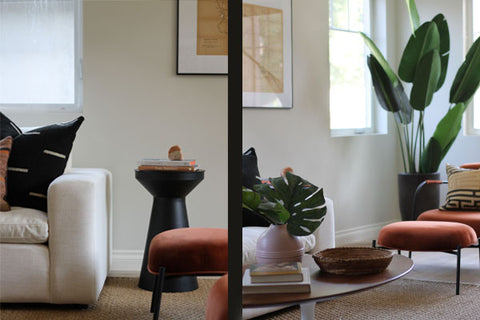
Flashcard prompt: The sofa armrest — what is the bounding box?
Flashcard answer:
[309,197,335,254]
[47,168,111,304]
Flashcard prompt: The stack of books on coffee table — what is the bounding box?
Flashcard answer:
[137,159,198,172]
[242,262,311,294]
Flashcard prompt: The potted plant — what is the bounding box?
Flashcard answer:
[360,0,480,220]
[242,171,327,263]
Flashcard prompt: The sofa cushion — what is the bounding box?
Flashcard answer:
[242,226,316,265]
[6,116,84,212]
[0,137,13,211]
[0,112,22,139]
[0,207,49,243]
[242,148,269,227]
[441,164,480,211]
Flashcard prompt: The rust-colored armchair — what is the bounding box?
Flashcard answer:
[415,163,480,250]
[377,163,479,295]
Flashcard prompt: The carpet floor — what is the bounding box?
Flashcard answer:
[2,277,480,319]
[0,277,216,320]
[252,278,480,320]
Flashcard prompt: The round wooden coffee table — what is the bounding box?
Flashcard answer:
[243,253,413,319]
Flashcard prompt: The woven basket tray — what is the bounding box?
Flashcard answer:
[313,247,393,275]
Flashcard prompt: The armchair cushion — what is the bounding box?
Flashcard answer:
[0,207,48,243]
[441,164,480,211]
[6,116,84,212]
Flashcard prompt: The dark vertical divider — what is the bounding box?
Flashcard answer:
[228,0,242,318]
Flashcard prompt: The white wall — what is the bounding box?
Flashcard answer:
[5,0,228,273]
[243,0,480,245]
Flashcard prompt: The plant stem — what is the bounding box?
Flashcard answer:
[394,120,408,172]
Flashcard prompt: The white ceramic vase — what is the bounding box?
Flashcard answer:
[255,224,305,264]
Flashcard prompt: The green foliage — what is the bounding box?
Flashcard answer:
[242,171,327,236]
[360,0,480,173]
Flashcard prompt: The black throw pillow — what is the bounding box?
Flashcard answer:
[6,116,84,212]
[0,112,22,138]
[242,147,270,227]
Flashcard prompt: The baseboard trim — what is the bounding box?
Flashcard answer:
[109,221,399,276]
[109,250,143,277]
[335,220,399,247]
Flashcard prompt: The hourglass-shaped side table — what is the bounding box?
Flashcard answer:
[135,169,204,291]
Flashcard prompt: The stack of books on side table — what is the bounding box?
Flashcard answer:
[137,159,198,172]
[242,262,311,294]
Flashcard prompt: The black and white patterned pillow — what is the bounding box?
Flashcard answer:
[440,164,480,211]
[0,112,22,139]
[6,116,84,212]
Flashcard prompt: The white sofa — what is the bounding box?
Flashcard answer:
[242,197,335,319]
[0,168,111,304]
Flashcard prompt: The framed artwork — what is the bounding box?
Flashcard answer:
[242,0,293,108]
[177,0,228,75]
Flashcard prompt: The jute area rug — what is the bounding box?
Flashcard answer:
[0,277,215,320]
[251,278,480,320]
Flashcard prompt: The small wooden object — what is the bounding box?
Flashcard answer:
[168,145,183,161]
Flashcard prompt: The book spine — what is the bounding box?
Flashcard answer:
[138,165,197,172]
[138,159,196,166]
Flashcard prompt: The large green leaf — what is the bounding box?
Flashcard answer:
[242,187,262,212]
[410,49,441,110]
[406,0,420,32]
[287,186,327,236]
[367,55,412,124]
[257,202,290,225]
[243,172,327,236]
[450,36,480,104]
[398,21,440,83]
[242,187,290,225]
[419,103,466,173]
[360,32,399,86]
[431,14,450,91]
[419,138,442,173]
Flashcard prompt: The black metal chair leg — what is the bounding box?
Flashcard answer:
[151,267,165,320]
[408,251,412,259]
[456,246,461,295]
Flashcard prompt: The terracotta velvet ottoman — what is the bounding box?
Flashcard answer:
[148,227,228,320]
[377,221,477,294]
[148,227,228,276]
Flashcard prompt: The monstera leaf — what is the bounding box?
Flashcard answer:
[242,171,326,236]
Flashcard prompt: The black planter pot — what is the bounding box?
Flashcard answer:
[398,172,440,221]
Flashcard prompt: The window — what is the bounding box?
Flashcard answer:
[329,0,379,136]
[0,0,83,113]
[465,0,480,135]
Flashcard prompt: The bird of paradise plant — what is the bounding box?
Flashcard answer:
[360,0,480,173]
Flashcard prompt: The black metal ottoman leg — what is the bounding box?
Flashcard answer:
[152,267,165,320]
[456,246,461,295]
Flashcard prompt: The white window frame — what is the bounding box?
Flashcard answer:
[464,0,479,135]
[329,0,387,137]
[0,0,83,114]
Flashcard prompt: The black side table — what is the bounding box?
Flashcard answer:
[135,169,204,292]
